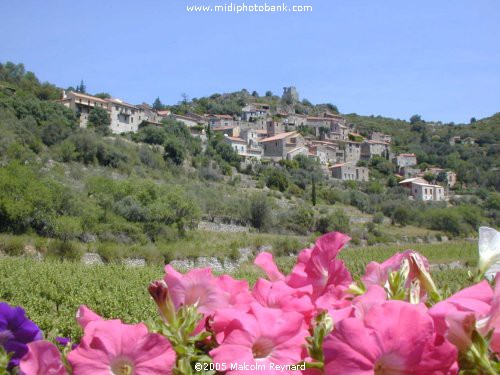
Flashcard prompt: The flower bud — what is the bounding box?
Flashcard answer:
[148,280,176,325]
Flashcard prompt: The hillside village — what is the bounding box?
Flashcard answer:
[61,86,458,202]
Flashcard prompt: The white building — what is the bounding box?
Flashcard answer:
[399,177,447,202]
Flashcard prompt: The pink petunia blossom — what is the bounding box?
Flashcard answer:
[254,252,285,282]
[362,250,431,290]
[323,301,458,375]
[429,280,493,336]
[76,305,103,330]
[210,303,308,374]
[480,274,500,353]
[254,232,352,305]
[68,309,175,375]
[252,278,315,319]
[19,340,67,375]
[216,274,254,310]
[163,265,228,315]
[286,232,351,297]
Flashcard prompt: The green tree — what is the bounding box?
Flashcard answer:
[94,92,111,99]
[152,97,163,110]
[76,80,86,93]
[410,114,422,124]
[164,140,185,165]
[265,169,289,192]
[249,194,270,231]
[311,176,317,206]
[88,107,111,135]
[393,206,412,227]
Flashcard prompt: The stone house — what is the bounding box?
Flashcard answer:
[212,125,240,138]
[169,113,202,128]
[399,177,447,202]
[206,114,234,127]
[395,153,417,167]
[411,182,446,201]
[360,140,391,161]
[343,141,362,163]
[60,91,153,134]
[371,132,392,143]
[241,103,270,121]
[285,113,307,127]
[106,98,142,133]
[223,135,247,154]
[331,162,369,182]
[259,131,305,160]
[266,120,285,136]
[399,165,421,179]
[59,91,109,129]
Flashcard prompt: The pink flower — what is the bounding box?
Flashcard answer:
[324,301,458,375]
[76,305,103,329]
[480,274,500,353]
[252,279,314,318]
[362,251,430,288]
[429,280,493,336]
[68,310,175,375]
[210,303,308,374]
[163,265,228,315]
[216,274,254,310]
[254,232,352,304]
[19,340,67,375]
[286,232,351,297]
[254,252,285,282]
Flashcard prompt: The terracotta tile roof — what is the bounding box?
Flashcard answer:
[213,125,237,131]
[259,131,298,143]
[106,98,138,109]
[225,136,246,144]
[330,163,348,168]
[398,153,417,157]
[68,91,108,104]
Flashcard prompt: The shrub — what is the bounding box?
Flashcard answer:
[0,235,25,256]
[265,169,289,192]
[393,206,412,227]
[54,216,82,241]
[373,212,385,224]
[249,194,271,231]
[46,240,83,261]
[315,209,350,234]
[97,242,126,263]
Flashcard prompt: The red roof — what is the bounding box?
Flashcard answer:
[259,131,298,143]
[67,91,108,104]
[225,136,246,144]
[399,153,417,157]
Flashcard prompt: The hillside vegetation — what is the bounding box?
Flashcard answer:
[0,61,498,264]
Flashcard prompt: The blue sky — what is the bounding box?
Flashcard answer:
[1,0,499,123]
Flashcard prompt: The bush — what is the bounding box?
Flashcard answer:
[289,207,315,235]
[373,212,385,224]
[54,216,82,241]
[315,209,350,234]
[265,169,289,192]
[0,235,25,256]
[97,242,126,263]
[249,194,271,231]
[393,206,412,227]
[273,237,302,257]
[46,240,83,261]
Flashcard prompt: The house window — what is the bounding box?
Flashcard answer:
[116,106,119,110]
[131,118,133,123]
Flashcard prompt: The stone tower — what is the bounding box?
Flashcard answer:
[282,86,299,103]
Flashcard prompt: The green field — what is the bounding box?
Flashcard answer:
[0,240,478,341]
